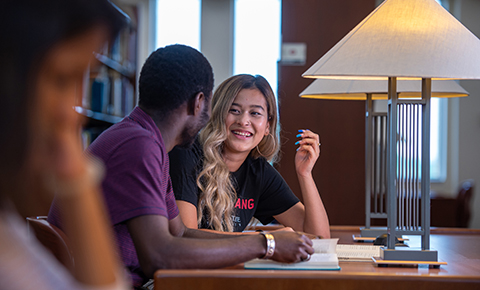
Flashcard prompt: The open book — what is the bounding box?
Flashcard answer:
[336,244,382,261]
[244,239,341,270]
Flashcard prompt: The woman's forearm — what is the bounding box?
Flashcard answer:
[297,173,331,239]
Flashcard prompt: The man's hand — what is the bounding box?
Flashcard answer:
[269,231,314,263]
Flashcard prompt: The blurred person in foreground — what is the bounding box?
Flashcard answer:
[0,0,129,289]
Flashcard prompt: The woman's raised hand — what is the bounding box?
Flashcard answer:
[294,129,321,177]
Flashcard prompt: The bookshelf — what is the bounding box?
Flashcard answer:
[80,1,138,148]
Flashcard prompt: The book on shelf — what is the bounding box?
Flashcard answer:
[244,239,341,270]
[111,70,123,116]
[122,77,135,115]
[90,67,111,113]
[87,2,137,118]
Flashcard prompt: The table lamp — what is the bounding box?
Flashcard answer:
[300,79,468,239]
[302,0,480,263]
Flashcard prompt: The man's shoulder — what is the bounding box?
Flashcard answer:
[104,118,150,137]
[91,120,159,149]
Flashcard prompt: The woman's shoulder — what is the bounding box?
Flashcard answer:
[169,137,204,174]
[169,137,203,159]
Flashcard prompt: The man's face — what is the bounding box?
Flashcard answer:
[178,93,211,148]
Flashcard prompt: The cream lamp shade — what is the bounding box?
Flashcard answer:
[302,0,480,80]
[299,79,469,100]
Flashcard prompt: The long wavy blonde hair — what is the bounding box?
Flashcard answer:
[197,74,280,231]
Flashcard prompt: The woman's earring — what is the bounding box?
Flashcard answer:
[268,133,276,149]
[256,133,276,157]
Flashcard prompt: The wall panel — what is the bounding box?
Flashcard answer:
[278,0,376,225]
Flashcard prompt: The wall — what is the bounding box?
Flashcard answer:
[276,0,480,228]
[457,0,480,228]
[428,0,480,229]
[201,0,234,88]
[277,0,376,225]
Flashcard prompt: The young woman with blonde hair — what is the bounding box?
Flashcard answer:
[169,74,330,238]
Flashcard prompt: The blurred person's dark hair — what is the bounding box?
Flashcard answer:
[0,0,125,207]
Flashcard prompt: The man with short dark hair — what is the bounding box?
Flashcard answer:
[49,44,314,289]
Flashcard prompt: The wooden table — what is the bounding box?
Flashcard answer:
[154,226,480,290]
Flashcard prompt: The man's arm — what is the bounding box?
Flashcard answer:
[127,214,313,278]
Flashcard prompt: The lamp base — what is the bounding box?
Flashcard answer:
[373,257,446,268]
[381,247,438,262]
[360,226,388,238]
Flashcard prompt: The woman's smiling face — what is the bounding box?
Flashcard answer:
[223,88,270,159]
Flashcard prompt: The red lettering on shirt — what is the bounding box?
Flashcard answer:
[234,198,255,209]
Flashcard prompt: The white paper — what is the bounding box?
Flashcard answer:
[312,238,339,254]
